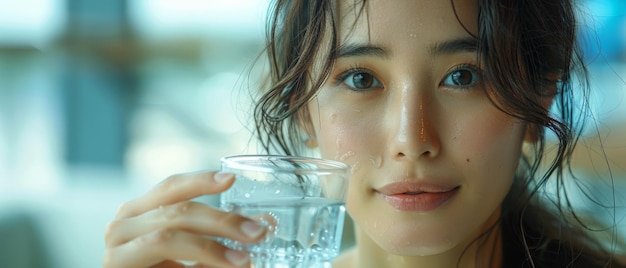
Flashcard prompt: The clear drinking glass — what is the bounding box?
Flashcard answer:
[219,155,351,268]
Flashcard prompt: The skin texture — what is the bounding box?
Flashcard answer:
[305,0,531,267]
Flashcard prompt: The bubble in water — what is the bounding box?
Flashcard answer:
[311,244,323,252]
[273,238,305,254]
[227,199,345,265]
[275,189,281,195]
[248,185,257,197]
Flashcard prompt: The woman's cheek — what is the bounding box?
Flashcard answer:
[451,111,525,188]
[469,119,524,161]
[316,112,375,216]
[316,109,377,171]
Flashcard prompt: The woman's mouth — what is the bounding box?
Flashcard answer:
[376,182,460,212]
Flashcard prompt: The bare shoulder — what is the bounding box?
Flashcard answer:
[333,247,357,268]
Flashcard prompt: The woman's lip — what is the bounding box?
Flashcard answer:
[376,182,460,212]
[376,181,459,195]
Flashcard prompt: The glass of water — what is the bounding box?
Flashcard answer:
[219,155,351,268]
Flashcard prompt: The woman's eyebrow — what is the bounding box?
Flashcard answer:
[430,37,478,56]
[336,44,389,58]
[336,37,477,59]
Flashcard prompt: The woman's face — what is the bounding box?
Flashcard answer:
[308,0,526,256]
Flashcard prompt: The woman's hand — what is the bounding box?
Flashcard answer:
[103,171,267,268]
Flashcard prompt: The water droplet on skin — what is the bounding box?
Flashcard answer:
[328,113,337,124]
[351,161,361,172]
[339,151,355,162]
[334,128,345,159]
[369,155,383,168]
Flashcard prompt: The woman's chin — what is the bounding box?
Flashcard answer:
[369,229,460,257]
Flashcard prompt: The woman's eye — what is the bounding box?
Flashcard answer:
[341,71,383,91]
[441,66,480,87]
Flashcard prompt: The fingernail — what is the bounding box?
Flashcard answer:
[225,249,249,266]
[241,221,265,238]
[214,172,234,184]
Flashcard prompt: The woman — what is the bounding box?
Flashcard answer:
[104,0,623,267]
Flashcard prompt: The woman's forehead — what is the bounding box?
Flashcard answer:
[336,0,478,43]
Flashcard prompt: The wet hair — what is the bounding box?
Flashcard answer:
[252,0,622,266]
[254,1,338,156]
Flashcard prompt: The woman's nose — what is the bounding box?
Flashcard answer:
[387,88,441,161]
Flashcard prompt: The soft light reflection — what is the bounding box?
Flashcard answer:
[129,0,268,39]
[0,0,65,47]
[127,140,202,185]
[200,72,252,134]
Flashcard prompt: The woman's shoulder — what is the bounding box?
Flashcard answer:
[501,210,625,268]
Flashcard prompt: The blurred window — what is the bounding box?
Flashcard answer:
[0,0,66,47]
[129,0,267,40]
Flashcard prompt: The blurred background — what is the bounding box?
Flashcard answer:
[0,0,623,267]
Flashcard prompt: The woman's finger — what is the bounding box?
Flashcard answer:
[103,228,250,268]
[105,201,266,248]
[115,171,234,220]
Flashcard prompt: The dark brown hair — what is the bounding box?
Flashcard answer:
[252,0,623,266]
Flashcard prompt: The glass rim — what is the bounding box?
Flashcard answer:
[220,154,350,175]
